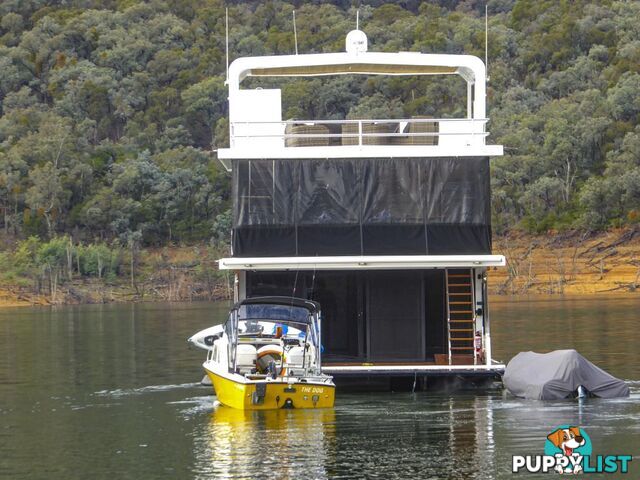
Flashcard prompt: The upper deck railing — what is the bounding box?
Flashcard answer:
[220,117,501,162]
[231,118,488,146]
[216,30,503,165]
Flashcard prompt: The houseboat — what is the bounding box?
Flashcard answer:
[215,30,505,389]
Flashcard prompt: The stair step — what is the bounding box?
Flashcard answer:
[449,310,473,314]
[447,274,470,278]
[449,320,474,323]
[450,329,474,332]
[450,347,474,350]
[447,283,471,287]
[448,293,471,296]
[449,301,472,305]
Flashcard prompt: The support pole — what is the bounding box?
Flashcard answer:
[225,7,229,82]
[293,10,298,55]
[485,4,489,82]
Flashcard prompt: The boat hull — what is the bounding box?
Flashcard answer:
[205,368,335,410]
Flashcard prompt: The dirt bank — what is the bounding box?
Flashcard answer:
[490,228,640,295]
[0,288,45,307]
[0,245,233,307]
[2,229,639,306]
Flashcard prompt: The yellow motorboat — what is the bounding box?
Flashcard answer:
[189,297,335,410]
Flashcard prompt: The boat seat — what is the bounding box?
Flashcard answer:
[285,345,318,376]
[284,346,306,376]
[256,344,284,374]
[394,116,439,145]
[285,346,305,366]
[285,122,330,147]
[236,344,257,373]
[341,122,395,145]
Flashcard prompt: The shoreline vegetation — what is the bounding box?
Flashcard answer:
[0,235,232,307]
[1,2,639,306]
[1,227,639,307]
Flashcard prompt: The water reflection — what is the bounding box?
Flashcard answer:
[1,299,639,479]
[192,394,510,479]
[491,295,640,380]
[195,406,336,479]
[193,390,640,479]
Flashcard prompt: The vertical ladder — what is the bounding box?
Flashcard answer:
[446,268,475,364]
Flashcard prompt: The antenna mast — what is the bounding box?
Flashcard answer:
[356,9,359,30]
[293,10,298,55]
[225,7,229,82]
[485,4,489,82]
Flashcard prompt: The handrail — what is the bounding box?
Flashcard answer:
[231,132,489,138]
[233,118,488,124]
[230,118,490,148]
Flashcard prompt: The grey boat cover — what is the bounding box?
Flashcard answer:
[503,349,629,400]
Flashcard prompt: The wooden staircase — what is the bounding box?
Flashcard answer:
[446,268,475,364]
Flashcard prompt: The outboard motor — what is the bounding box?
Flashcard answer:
[252,383,267,405]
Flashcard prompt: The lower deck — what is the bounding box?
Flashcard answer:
[322,362,504,375]
[242,266,492,368]
[322,359,504,391]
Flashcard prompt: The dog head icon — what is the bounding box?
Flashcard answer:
[547,426,585,456]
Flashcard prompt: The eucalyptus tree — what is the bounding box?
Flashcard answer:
[181,76,226,148]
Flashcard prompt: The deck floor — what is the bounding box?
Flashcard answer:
[322,361,505,377]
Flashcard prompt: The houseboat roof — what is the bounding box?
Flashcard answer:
[227,51,485,92]
[217,30,503,164]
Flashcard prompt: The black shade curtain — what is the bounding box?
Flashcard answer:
[233,157,491,256]
[246,269,448,361]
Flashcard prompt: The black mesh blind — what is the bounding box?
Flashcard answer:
[232,157,491,256]
[246,269,448,361]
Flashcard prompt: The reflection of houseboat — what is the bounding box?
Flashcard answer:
[216,30,505,388]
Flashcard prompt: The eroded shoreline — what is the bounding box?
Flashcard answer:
[1,228,639,307]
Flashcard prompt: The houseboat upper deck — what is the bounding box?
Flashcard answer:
[217,30,502,165]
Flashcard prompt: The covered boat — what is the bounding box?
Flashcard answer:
[189,296,335,410]
[503,349,629,400]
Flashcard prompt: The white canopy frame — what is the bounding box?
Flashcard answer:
[226,51,487,119]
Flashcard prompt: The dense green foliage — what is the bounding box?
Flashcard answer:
[0,235,122,293]
[0,0,639,252]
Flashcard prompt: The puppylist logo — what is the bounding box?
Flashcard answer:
[512,425,633,474]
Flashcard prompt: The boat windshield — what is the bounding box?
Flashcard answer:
[237,303,310,325]
[238,320,304,338]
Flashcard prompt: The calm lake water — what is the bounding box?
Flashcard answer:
[1,296,638,479]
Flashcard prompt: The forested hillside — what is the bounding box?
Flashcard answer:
[0,0,639,301]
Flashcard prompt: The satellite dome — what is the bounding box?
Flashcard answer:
[345,30,367,54]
